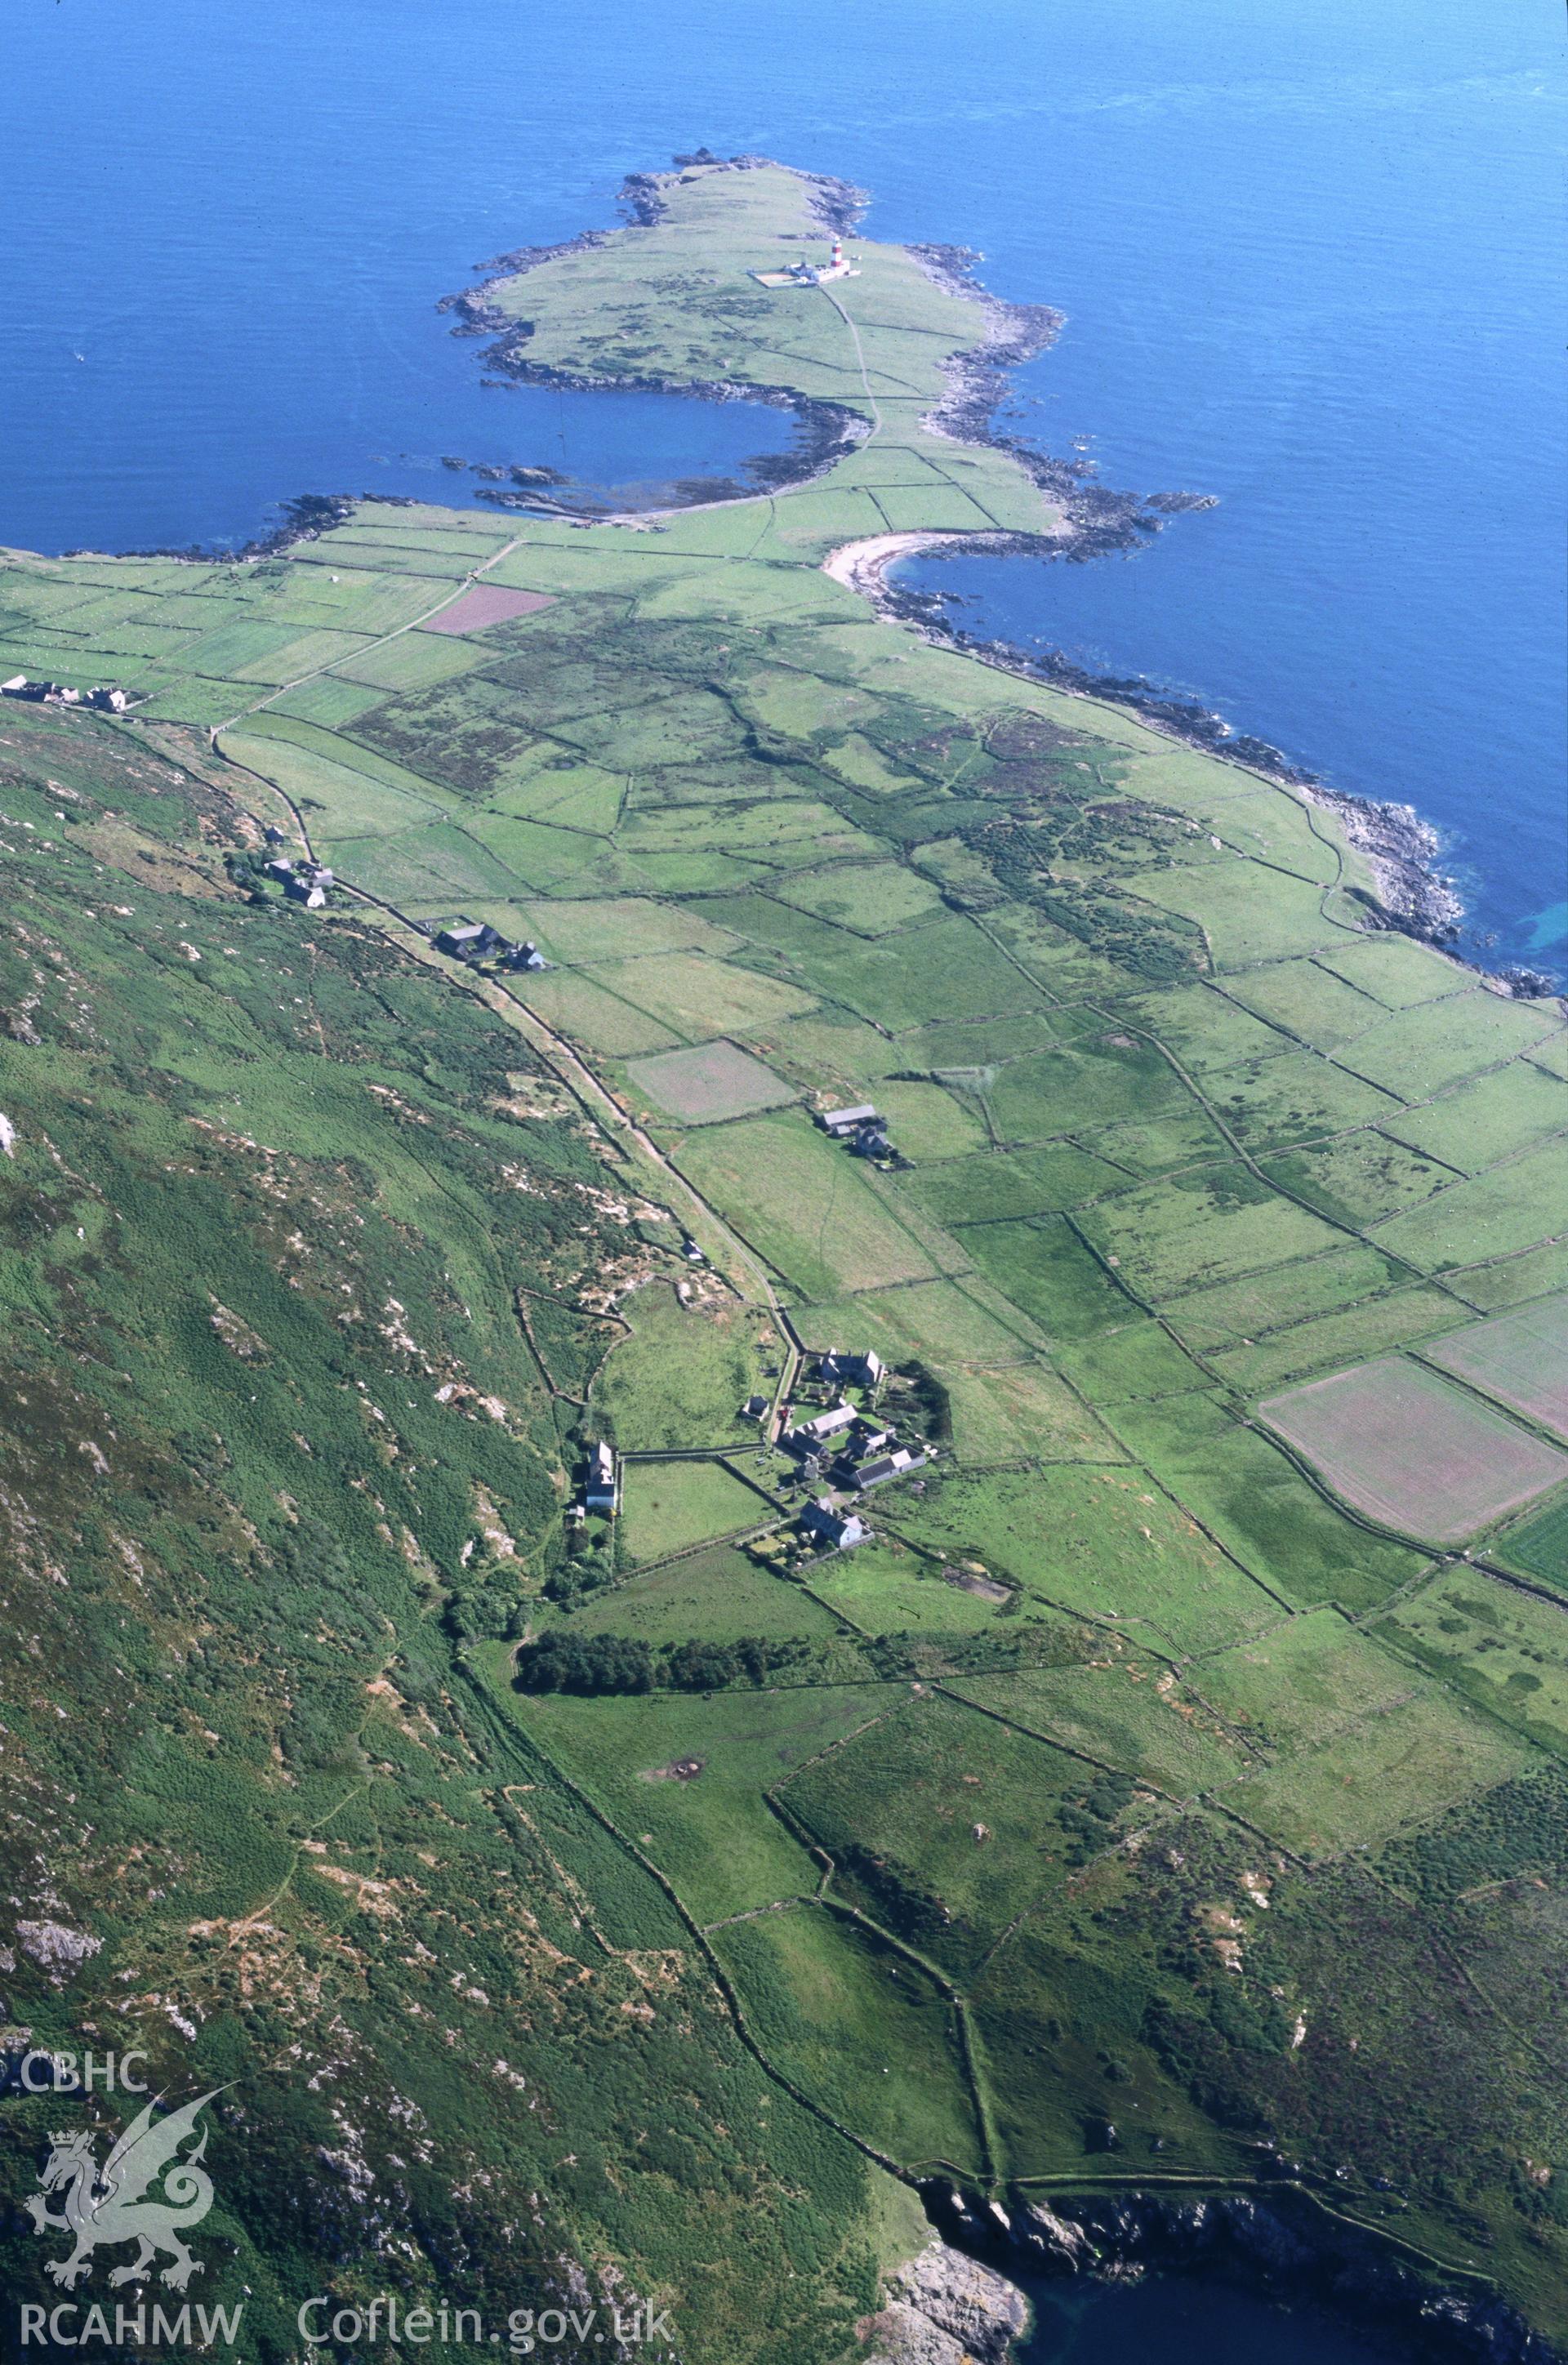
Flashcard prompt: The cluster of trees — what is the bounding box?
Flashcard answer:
[896,1359,952,1445]
[1057,1769,1136,1865]
[443,1571,528,1643]
[516,1632,655,1693]
[516,1616,1092,1698]
[514,1630,813,1696]
[223,850,274,906]
[543,1550,615,1607]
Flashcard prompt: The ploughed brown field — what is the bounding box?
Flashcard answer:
[1426,1292,1568,1442]
[421,584,556,633]
[1260,1354,1568,1543]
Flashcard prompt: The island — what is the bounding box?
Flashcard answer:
[0,158,1564,2364]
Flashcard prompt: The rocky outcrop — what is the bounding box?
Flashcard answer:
[14,1920,101,1982]
[860,2239,1030,2365]
[118,489,359,566]
[1014,2199,1095,2271]
[1300,783,1463,941]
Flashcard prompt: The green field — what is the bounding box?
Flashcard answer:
[1076,1169,1344,1301]
[0,149,1565,2354]
[514,965,684,1053]
[947,1657,1250,1797]
[627,1040,798,1122]
[780,1690,1099,1976]
[1375,1567,1568,1751]
[773,859,946,935]
[512,1684,880,1922]
[595,1282,772,1449]
[524,895,733,961]
[1195,1610,1533,1855]
[939,1362,1123,1464]
[800,1539,1019,1634]
[886,1468,1281,1656]
[541,1541,845,1648]
[794,1277,1041,1368]
[712,1907,983,2173]
[675,1116,942,1299]
[621,1456,775,1563]
[1498,1494,1568,1589]
[220,721,449,835]
[600,951,817,1040]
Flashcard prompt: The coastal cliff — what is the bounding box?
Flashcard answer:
[861,2242,1029,2365]
[868,2183,1564,2365]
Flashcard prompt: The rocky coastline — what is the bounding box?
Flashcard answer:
[439,155,1540,980]
[858,559,1468,951]
[911,240,1219,561]
[117,151,1533,984]
[436,155,873,510]
[89,489,364,569]
[861,2239,1028,2365]
[857,234,1528,973]
[919,2185,1562,2365]
[434,156,1225,541]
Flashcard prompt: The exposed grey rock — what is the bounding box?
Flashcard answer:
[861,2238,1028,2364]
[15,1920,100,1980]
[1018,2199,1095,2269]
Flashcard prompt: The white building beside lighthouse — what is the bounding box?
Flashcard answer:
[751,236,859,291]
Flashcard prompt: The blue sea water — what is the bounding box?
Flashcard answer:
[891,5,1568,974]
[1014,2268,1396,2364]
[4,0,1563,968]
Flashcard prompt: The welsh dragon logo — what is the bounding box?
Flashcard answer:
[24,2089,220,2291]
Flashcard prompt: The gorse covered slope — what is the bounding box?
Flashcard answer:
[0,706,887,2359]
[1,159,1566,2356]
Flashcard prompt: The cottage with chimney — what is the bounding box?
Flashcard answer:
[584,1440,620,1515]
[798,1498,867,1552]
[815,1347,885,1395]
